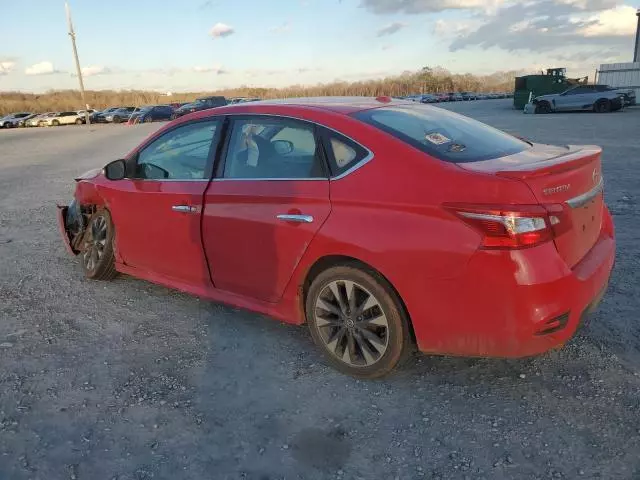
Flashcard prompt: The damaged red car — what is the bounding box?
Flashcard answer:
[58,97,615,378]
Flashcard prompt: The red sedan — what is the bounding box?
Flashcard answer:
[57,97,615,378]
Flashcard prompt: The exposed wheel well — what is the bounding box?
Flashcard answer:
[301,255,416,344]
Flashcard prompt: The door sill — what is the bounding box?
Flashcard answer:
[115,262,299,325]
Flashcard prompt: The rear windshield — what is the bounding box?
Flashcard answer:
[353,105,528,163]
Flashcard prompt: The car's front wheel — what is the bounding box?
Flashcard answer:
[306,265,412,378]
[81,209,117,280]
[52,120,60,126]
[594,99,611,113]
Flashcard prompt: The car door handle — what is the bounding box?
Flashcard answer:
[276,214,314,223]
[172,205,197,213]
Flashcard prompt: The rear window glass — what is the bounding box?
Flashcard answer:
[353,105,528,163]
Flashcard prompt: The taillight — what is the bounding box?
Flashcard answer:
[446,204,569,249]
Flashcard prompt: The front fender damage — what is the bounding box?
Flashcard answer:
[57,200,99,255]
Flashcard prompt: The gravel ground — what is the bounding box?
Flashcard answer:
[0,102,639,480]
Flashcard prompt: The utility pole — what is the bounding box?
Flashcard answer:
[65,1,90,126]
[634,8,640,63]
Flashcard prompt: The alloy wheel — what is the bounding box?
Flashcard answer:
[314,280,389,367]
[82,215,108,272]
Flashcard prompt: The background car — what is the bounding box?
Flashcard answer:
[0,112,32,128]
[91,107,120,123]
[40,111,81,126]
[16,113,40,127]
[25,112,56,127]
[419,94,438,103]
[592,84,636,106]
[75,109,96,124]
[105,107,136,123]
[533,85,624,113]
[57,97,614,378]
[129,105,174,124]
[172,96,227,118]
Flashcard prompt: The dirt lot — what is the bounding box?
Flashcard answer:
[1,102,639,480]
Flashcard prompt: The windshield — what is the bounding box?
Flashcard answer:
[353,105,528,163]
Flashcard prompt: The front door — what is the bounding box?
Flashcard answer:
[102,119,222,286]
[202,115,331,303]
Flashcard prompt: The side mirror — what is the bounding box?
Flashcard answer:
[272,139,294,155]
[104,159,126,180]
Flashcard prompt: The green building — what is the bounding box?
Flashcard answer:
[514,68,588,109]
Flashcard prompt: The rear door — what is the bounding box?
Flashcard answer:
[61,112,76,124]
[202,115,331,303]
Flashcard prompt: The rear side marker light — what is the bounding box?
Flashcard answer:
[446,203,571,250]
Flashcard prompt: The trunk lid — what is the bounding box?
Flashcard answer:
[460,144,604,267]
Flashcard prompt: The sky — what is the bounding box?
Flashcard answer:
[0,0,638,93]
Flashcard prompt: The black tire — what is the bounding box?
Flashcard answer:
[52,120,60,126]
[535,101,551,114]
[144,116,153,123]
[170,113,177,120]
[112,116,121,124]
[75,118,83,125]
[80,209,117,281]
[594,99,611,113]
[305,265,412,378]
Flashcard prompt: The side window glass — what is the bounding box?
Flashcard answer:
[330,138,357,168]
[223,117,325,179]
[136,120,218,180]
[324,132,370,177]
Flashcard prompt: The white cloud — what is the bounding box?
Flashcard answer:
[434,19,480,36]
[0,61,16,75]
[449,0,637,52]
[25,61,58,75]
[193,64,227,74]
[363,0,506,14]
[269,21,292,34]
[209,22,235,38]
[377,22,408,37]
[81,65,111,77]
[578,5,638,37]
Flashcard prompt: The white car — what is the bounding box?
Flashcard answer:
[40,111,84,127]
[26,112,56,127]
[0,112,32,128]
[75,109,96,124]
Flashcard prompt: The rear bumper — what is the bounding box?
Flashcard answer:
[409,207,615,358]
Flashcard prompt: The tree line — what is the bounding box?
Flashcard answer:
[0,67,519,115]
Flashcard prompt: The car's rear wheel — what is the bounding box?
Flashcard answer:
[535,101,552,114]
[306,265,412,378]
[75,118,83,125]
[81,209,117,281]
[594,99,611,113]
[52,120,60,126]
